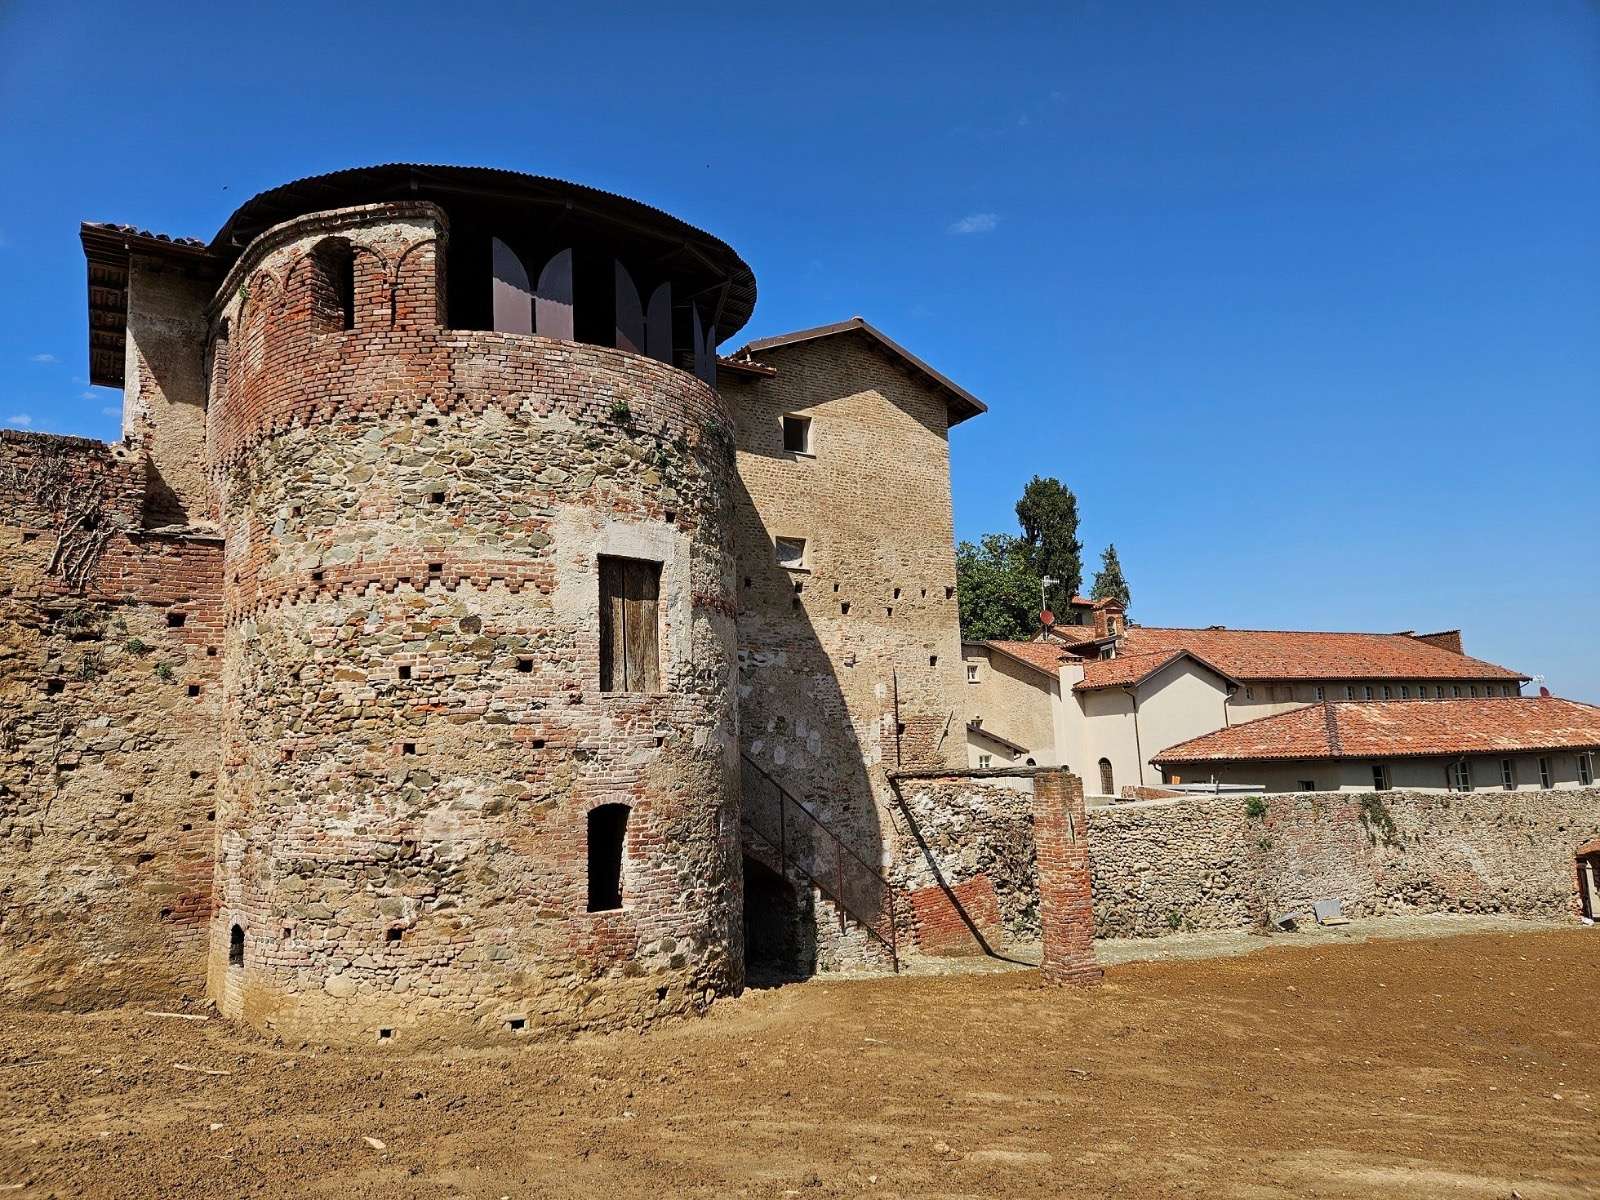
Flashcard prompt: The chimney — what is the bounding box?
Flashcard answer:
[1411,630,1463,655]
[1093,600,1125,640]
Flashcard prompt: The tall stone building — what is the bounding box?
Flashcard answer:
[0,165,986,1041]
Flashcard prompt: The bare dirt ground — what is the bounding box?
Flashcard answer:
[2,927,1597,1199]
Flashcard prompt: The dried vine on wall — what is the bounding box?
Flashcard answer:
[1,442,115,592]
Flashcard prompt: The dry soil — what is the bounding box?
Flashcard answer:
[2,927,1597,1199]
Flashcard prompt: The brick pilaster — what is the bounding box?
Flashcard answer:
[1033,769,1102,986]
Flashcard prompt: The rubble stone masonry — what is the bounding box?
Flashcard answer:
[203,204,742,1043]
[0,430,222,1007]
[1090,788,1600,937]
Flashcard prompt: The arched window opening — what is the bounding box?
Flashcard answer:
[228,923,245,968]
[309,238,356,332]
[586,803,630,912]
[1098,758,1115,796]
[491,237,533,334]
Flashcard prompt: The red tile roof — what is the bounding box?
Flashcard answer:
[981,640,1068,677]
[1153,697,1600,765]
[1117,626,1525,683]
[1073,649,1239,692]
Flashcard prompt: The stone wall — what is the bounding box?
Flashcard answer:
[1089,789,1600,938]
[1,429,222,1007]
[204,203,743,1045]
[886,773,1038,953]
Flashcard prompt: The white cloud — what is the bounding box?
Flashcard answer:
[947,212,999,235]
[6,413,35,428]
[101,406,122,418]
[29,353,59,364]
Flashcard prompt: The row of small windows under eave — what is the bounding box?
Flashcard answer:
[489,238,720,386]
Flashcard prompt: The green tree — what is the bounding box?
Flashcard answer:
[955,534,1041,642]
[1014,476,1082,611]
[1090,543,1131,610]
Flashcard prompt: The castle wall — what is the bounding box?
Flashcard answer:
[721,336,967,890]
[0,430,222,1007]
[124,256,214,526]
[204,204,742,1044]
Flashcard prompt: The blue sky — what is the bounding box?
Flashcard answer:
[1,1,1596,698]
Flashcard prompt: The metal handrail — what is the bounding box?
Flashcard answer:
[740,752,899,972]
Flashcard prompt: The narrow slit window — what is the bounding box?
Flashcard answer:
[1539,756,1553,788]
[781,414,812,454]
[586,803,629,912]
[228,923,244,968]
[599,556,661,693]
[1501,758,1516,790]
[1579,753,1593,787]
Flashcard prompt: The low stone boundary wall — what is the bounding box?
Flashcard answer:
[1090,788,1600,938]
[886,774,1037,951]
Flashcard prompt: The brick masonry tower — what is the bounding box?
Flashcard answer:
[190,166,757,1043]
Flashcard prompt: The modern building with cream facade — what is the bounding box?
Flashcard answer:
[963,613,1533,798]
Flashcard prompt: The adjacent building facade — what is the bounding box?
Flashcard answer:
[963,617,1533,798]
[1152,695,1600,794]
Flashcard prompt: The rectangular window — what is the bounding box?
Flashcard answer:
[1382,686,1392,700]
[1436,686,1445,698]
[1364,685,1374,700]
[1470,685,1480,697]
[599,557,661,693]
[1371,763,1391,790]
[1452,685,1462,698]
[966,664,979,684]
[1346,686,1356,700]
[978,753,992,769]
[781,414,812,454]
[1244,686,1254,700]
[1539,756,1552,788]
[1501,758,1515,790]
[1400,685,1410,699]
[1298,780,1316,792]
[1450,760,1473,792]
[1314,686,1325,701]
[1579,753,1593,786]
[775,536,807,569]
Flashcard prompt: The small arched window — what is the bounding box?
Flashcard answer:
[1098,758,1115,796]
[228,923,245,968]
[586,803,630,912]
[309,238,356,332]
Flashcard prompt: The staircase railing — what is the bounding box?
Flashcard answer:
[740,752,899,972]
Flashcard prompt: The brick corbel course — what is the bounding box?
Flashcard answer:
[1033,768,1102,986]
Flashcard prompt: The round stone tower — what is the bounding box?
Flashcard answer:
[200,167,753,1044]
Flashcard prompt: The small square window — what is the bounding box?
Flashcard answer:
[781,415,812,454]
[516,656,534,673]
[402,742,416,756]
[187,684,201,698]
[977,753,992,769]
[398,664,412,680]
[1298,780,1316,792]
[775,537,806,569]
[428,491,446,505]
[166,611,186,629]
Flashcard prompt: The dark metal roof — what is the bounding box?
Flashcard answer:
[735,316,987,426]
[208,164,757,338]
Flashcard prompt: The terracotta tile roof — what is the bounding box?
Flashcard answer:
[1074,649,1240,692]
[1153,697,1600,765]
[1118,626,1525,683]
[981,640,1068,677]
